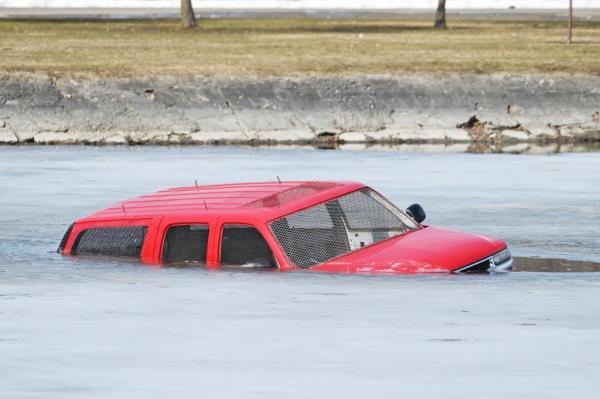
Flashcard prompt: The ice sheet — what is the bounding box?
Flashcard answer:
[1,146,599,398]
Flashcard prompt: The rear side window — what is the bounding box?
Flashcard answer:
[221,225,275,268]
[72,226,148,258]
[162,224,210,264]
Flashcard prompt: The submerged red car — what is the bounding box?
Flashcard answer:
[58,181,512,274]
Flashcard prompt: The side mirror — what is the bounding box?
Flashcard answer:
[406,203,426,223]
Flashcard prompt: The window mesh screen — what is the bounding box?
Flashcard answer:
[163,225,209,264]
[221,225,275,268]
[244,182,341,208]
[270,189,418,268]
[72,226,147,258]
[338,190,413,230]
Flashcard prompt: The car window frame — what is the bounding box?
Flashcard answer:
[64,217,157,262]
[156,216,217,266]
[160,222,212,266]
[266,187,421,268]
[216,221,280,268]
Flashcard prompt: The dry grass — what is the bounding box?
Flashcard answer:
[1,18,599,77]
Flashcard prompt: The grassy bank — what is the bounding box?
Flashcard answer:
[1,18,599,77]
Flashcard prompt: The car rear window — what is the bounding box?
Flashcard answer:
[72,226,148,259]
[270,188,418,268]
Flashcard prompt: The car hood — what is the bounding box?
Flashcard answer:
[311,226,506,274]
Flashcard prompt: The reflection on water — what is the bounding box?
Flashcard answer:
[5,142,600,154]
[515,257,600,272]
[220,142,600,154]
[464,142,600,155]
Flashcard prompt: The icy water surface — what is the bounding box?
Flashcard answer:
[1,146,599,398]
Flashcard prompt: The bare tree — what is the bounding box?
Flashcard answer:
[434,0,447,29]
[181,0,197,29]
[567,0,573,44]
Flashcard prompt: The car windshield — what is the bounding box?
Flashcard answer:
[270,188,420,268]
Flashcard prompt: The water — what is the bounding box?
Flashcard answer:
[1,146,600,398]
[2,146,598,263]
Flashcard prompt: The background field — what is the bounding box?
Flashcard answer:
[1,18,599,77]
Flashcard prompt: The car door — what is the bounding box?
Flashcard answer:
[155,216,217,266]
[216,220,278,269]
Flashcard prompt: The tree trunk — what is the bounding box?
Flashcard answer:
[567,0,573,44]
[181,0,197,29]
[434,0,447,29]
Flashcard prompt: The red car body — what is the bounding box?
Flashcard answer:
[59,181,512,274]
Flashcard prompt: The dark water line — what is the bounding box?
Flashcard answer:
[2,141,600,154]
[514,257,600,272]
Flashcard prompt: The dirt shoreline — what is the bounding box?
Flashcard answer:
[1,73,599,146]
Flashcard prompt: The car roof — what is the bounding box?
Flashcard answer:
[80,181,366,223]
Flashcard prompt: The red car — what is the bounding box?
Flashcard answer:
[58,181,512,274]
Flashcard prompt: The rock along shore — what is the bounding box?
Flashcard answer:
[1,73,599,146]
